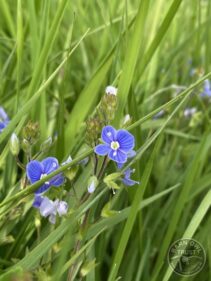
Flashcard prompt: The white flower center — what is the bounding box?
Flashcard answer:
[40,173,50,185]
[111,141,120,150]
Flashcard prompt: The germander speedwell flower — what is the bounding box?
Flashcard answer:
[26,157,64,194]
[94,125,135,163]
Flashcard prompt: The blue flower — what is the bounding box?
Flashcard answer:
[117,150,136,169]
[122,168,139,186]
[201,79,211,98]
[26,157,64,194]
[0,107,9,133]
[32,195,68,224]
[94,125,135,164]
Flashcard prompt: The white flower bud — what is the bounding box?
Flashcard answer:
[105,85,118,96]
[88,176,98,194]
[55,200,68,216]
[10,133,20,156]
[123,114,131,125]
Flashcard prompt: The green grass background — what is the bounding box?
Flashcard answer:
[0,0,211,280]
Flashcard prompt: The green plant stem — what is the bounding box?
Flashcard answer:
[97,156,108,180]
[15,156,25,170]
[67,206,91,281]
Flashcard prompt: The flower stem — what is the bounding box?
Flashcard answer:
[67,208,91,281]
[15,156,25,170]
[97,156,108,179]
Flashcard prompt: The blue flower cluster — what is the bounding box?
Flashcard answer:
[2,97,139,226]
[26,157,66,223]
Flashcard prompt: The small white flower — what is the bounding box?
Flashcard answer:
[105,85,118,96]
[55,200,68,216]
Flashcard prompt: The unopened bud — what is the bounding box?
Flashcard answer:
[122,114,131,126]
[99,94,117,122]
[22,121,40,144]
[22,138,31,153]
[87,176,98,194]
[85,117,102,145]
[105,85,118,96]
[35,217,41,228]
[10,133,20,156]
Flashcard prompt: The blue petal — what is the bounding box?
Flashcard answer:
[55,200,68,216]
[0,107,9,122]
[42,157,59,174]
[117,130,134,152]
[50,174,64,187]
[122,168,139,186]
[26,160,43,184]
[39,197,56,217]
[124,168,133,178]
[127,150,136,158]
[101,126,117,144]
[32,195,44,208]
[35,183,51,194]
[122,178,139,186]
[117,162,124,169]
[0,122,6,132]
[204,79,211,92]
[108,149,127,163]
[94,144,111,156]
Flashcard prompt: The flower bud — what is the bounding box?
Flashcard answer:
[105,85,118,96]
[122,114,132,126]
[22,138,31,153]
[87,176,98,193]
[85,117,102,145]
[99,94,118,122]
[55,200,68,216]
[22,121,40,144]
[10,133,20,156]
